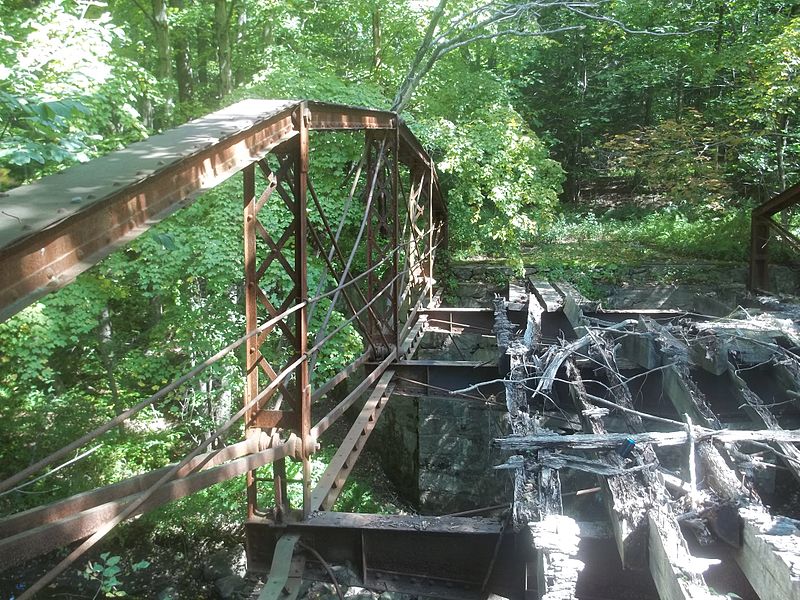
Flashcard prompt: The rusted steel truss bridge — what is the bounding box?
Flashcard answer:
[2,100,800,600]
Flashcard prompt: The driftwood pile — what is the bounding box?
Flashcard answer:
[487,280,800,600]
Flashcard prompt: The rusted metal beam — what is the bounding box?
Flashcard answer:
[0,437,260,539]
[389,359,502,397]
[294,103,312,518]
[0,441,292,570]
[310,372,395,511]
[0,100,446,323]
[0,100,299,321]
[311,350,371,402]
[311,351,397,439]
[420,307,526,334]
[749,181,800,290]
[753,180,800,217]
[750,214,773,290]
[307,102,396,131]
[246,513,521,600]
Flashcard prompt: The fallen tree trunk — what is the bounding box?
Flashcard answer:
[496,428,800,452]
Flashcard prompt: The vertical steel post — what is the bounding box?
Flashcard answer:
[295,103,312,518]
[243,163,259,518]
[391,122,400,353]
[428,162,434,307]
[365,132,378,357]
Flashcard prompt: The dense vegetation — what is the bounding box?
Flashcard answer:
[1,0,799,592]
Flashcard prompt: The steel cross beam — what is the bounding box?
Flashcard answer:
[242,105,314,519]
[0,99,448,591]
[246,512,523,600]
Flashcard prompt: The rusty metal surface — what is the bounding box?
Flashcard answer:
[753,181,800,217]
[391,359,503,396]
[0,100,298,321]
[307,101,395,130]
[246,513,522,599]
[0,95,450,588]
[749,181,800,290]
[0,100,444,322]
[420,307,526,334]
[0,442,291,570]
[0,437,259,539]
[310,373,396,511]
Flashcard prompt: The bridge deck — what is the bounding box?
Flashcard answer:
[0,99,440,321]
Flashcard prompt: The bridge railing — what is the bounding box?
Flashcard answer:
[0,99,446,598]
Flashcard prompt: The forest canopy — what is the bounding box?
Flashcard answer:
[0,0,799,566]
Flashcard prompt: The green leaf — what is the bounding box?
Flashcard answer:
[102,565,121,577]
[105,555,121,567]
[132,560,150,571]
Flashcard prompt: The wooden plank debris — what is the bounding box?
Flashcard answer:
[310,372,395,510]
[566,360,649,569]
[496,428,800,452]
[641,318,722,429]
[647,509,722,600]
[530,516,584,600]
[528,278,563,313]
[696,441,800,600]
[493,294,583,599]
[726,364,800,483]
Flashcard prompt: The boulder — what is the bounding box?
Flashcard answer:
[215,574,245,600]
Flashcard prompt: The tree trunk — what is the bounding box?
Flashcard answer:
[139,94,154,130]
[372,4,382,71]
[777,113,790,226]
[674,68,684,122]
[171,0,193,103]
[197,34,209,89]
[151,0,173,125]
[234,4,247,85]
[97,306,121,417]
[214,0,233,98]
[715,0,727,54]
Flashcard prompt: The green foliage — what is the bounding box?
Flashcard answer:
[531,204,752,298]
[600,110,735,206]
[0,0,148,183]
[235,50,390,109]
[81,552,149,598]
[428,103,563,258]
[4,0,797,566]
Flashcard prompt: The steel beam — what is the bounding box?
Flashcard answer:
[295,103,312,517]
[0,437,260,539]
[420,307,526,335]
[310,372,395,511]
[753,181,800,218]
[390,359,502,397]
[0,442,291,570]
[0,101,299,321]
[307,102,396,131]
[749,182,800,290]
[246,513,522,600]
